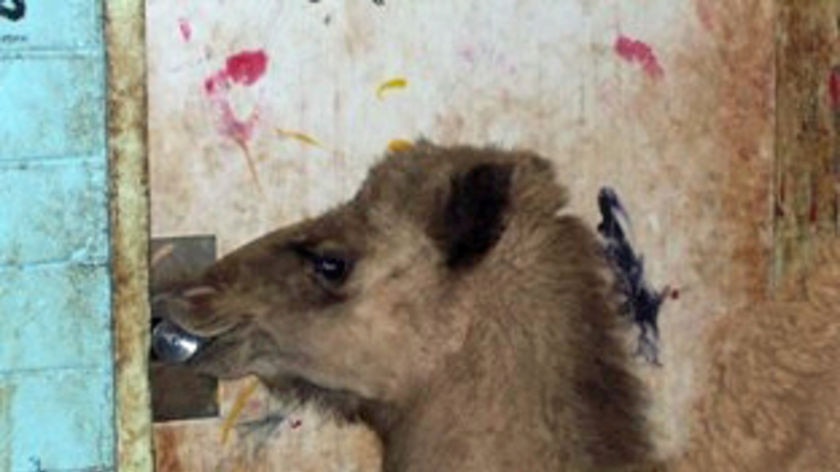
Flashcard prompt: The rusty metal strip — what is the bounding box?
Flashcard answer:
[105,0,154,470]
[772,0,840,294]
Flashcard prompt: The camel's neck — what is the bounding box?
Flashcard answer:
[373,218,654,471]
[378,323,577,472]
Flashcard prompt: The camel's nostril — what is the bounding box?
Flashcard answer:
[151,319,207,363]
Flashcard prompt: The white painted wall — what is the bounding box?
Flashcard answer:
[147,0,774,468]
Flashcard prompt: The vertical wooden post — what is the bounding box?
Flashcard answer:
[105,0,154,470]
[773,0,840,293]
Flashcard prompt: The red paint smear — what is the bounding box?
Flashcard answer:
[203,49,269,95]
[203,74,256,145]
[779,173,786,203]
[828,69,840,110]
[670,288,680,300]
[178,18,192,42]
[218,101,258,144]
[202,49,270,143]
[809,200,818,224]
[204,70,229,95]
[614,35,664,79]
[225,50,269,86]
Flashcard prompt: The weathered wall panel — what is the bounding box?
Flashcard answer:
[0,0,115,470]
[145,0,794,469]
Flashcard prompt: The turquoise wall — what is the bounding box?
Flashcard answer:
[0,1,115,471]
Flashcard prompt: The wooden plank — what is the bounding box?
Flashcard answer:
[773,0,840,293]
[105,0,155,470]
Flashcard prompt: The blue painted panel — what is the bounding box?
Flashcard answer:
[0,160,108,266]
[0,54,106,160]
[0,1,101,51]
[0,0,115,470]
[0,264,111,372]
[0,368,114,472]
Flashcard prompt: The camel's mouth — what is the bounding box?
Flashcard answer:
[149,293,216,364]
[151,318,209,363]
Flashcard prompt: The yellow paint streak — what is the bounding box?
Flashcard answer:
[387,139,414,152]
[220,379,260,445]
[376,77,408,100]
[276,129,323,147]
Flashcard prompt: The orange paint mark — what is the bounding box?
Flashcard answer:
[387,139,414,152]
[376,77,408,100]
[220,379,260,445]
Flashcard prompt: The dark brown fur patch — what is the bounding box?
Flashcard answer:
[440,162,513,268]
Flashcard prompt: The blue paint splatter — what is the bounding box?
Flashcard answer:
[597,187,672,366]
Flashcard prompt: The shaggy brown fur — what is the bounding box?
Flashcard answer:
[158,142,655,471]
[667,241,840,471]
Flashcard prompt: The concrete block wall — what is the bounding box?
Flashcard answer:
[0,1,115,470]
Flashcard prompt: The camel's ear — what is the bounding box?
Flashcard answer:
[433,162,514,268]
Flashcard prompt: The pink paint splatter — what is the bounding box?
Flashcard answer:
[202,49,270,192]
[614,35,664,79]
[204,50,269,94]
[202,49,270,143]
[225,50,269,85]
[177,18,192,42]
[218,101,259,145]
[828,69,840,110]
[203,70,228,95]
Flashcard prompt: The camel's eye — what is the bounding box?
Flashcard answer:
[312,255,350,284]
[289,242,354,290]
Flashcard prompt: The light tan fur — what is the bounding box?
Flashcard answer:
[666,242,840,471]
[157,142,840,471]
